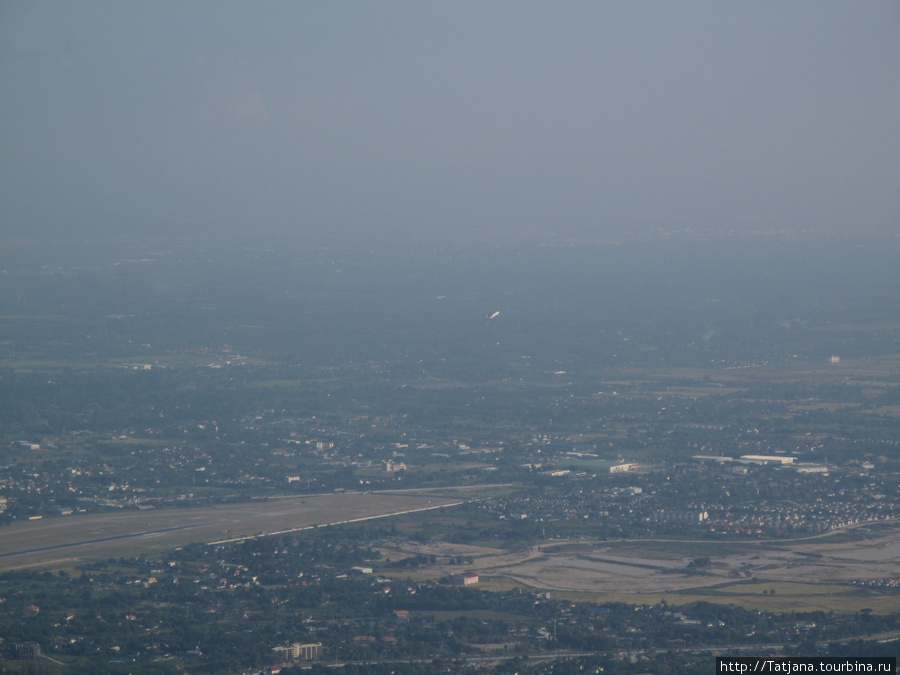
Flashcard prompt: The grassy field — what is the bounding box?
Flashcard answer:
[696,580,857,596]
[478,579,899,614]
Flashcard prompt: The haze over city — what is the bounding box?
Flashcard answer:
[2,0,898,243]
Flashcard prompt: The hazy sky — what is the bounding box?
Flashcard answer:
[1,1,898,242]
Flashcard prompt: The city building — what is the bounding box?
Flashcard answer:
[740,455,795,465]
[451,572,479,586]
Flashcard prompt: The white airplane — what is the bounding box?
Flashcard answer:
[485,311,500,320]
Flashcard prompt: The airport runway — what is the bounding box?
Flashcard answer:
[0,491,463,570]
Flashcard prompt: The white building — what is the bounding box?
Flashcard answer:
[739,455,795,465]
[384,459,407,472]
[274,642,322,661]
[451,572,479,586]
[652,510,708,523]
[794,464,828,474]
